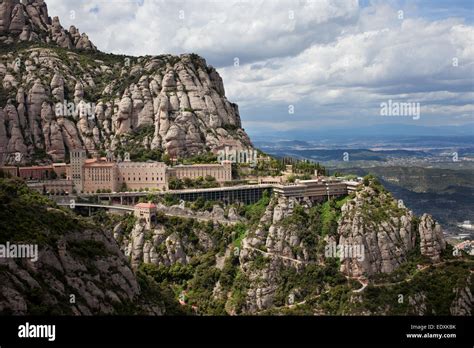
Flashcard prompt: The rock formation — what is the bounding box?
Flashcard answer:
[450,275,473,316]
[337,185,416,277]
[0,0,96,50]
[418,213,446,262]
[336,181,451,277]
[0,0,252,163]
[0,179,164,315]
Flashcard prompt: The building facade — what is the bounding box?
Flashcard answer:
[18,165,54,180]
[134,202,157,229]
[83,159,118,193]
[27,180,74,195]
[70,149,87,192]
[168,161,232,183]
[118,162,168,191]
[52,163,68,178]
[0,166,18,177]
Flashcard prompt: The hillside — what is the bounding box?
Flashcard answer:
[0,177,186,315]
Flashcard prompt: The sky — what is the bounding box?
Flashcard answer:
[46,0,474,135]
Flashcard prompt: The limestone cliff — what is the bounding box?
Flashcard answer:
[0,0,252,163]
[337,184,417,277]
[418,213,446,262]
[236,196,317,313]
[336,181,447,278]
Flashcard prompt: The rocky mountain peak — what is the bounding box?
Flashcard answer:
[337,180,447,277]
[0,0,96,50]
[0,0,252,163]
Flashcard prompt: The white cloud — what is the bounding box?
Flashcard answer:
[45,0,474,131]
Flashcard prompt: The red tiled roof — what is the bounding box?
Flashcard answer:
[135,202,157,209]
[19,166,53,170]
[84,162,116,167]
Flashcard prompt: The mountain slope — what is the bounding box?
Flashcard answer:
[0,177,188,315]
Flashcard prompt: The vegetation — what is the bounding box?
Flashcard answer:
[168,175,219,190]
[179,152,218,165]
[0,178,81,245]
[114,126,163,162]
[240,190,271,226]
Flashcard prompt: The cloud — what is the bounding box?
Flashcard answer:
[46,0,359,66]
[45,0,474,131]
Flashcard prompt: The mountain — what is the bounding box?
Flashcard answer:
[0,0,252,163]
[113,178,472,315]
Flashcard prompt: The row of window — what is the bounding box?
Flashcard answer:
[87,175,112,181]
[118,177,164,182]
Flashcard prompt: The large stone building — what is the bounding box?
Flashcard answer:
[118,162,168,191]
[9,150,233,194]
[168,161,232,183]
[69,150,232,193]
[0,166,18,177]
[83,158,118,193]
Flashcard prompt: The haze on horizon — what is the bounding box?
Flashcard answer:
[46,0,474,136]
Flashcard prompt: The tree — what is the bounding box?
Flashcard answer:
[169,177,184,190]
[120,183,128,192]
[183,177,194,188]
[162,153,172,165]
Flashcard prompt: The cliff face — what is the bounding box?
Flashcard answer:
[418,213,446,262]
[337,185,417,277]
[336,183,447,278]
[0,0,96,50]
[0,0,252,163]
[0,227,163,315]
[237,196,317,313]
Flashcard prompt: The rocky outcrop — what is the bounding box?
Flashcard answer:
[1,49,252,164]
[336,182,448,277]
[337,185,416,277]
[0,0,96,50]
[236,197,314,313]
[0,213,162,315]
[418,213,446,262]
[116,217,216,268]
